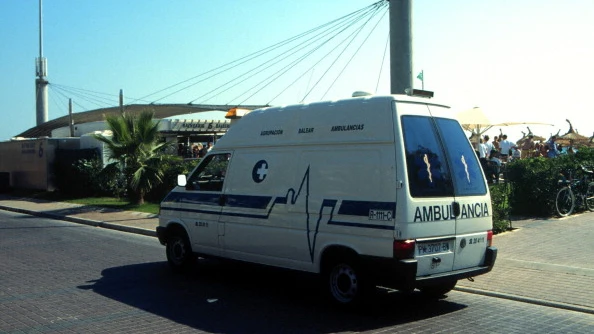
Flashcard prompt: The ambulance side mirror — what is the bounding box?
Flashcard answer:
[177,174,187,187]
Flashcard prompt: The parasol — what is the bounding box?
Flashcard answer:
[556,119,589,146]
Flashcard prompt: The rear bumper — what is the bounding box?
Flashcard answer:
[362,246,498,290]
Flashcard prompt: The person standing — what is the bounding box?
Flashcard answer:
[546,136,560,158]
[521,134,535,158]
[483,135,494,157]
[493,135,500,152]
[489,151,503,184]
[199,143,209,157]
[479,138,488,171]
[196,143,205,158]
[499,134,512,161]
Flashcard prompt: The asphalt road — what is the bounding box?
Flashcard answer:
[1,210,593,333]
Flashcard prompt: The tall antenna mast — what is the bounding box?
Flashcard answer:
[35,0,49,126]
[39,0,43,59]
[389,0,413,94]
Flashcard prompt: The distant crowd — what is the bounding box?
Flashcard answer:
[478,133,567,163]
[477,134,568,184]
[178,142,213,158]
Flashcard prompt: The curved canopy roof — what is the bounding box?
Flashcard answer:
[16,103,268,138]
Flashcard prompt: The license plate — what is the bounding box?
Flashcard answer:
[417,241,451,256]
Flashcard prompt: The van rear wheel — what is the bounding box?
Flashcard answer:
[323,256,371,307]
[166,229,195,272]
[420,280,457,298]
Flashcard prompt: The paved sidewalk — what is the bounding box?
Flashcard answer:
[1,194,593,314]
[0,194,157,237]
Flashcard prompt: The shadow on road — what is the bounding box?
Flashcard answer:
[78,259,466,333]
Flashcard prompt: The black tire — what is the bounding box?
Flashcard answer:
[419,280,457,298]
[555,186,575,217]
[165,229,195,272]
[585,182,594,212]
[322,255,371,308]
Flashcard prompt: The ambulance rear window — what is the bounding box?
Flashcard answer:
[434,117,487,196]
[403,116,453,197]
[402,115,486,197]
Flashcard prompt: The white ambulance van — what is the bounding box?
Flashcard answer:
[157,92,497,306]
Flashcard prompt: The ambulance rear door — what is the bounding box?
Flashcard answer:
[398,102,489,277]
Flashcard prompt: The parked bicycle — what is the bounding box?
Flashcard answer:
[555,165,594,217]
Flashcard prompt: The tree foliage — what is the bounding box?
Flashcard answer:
[93,110,170,204]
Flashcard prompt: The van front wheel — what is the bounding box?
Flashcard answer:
[166,230,195,272]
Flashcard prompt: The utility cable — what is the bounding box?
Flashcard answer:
[321,6,388,100]
[47,85,69,116]
[145,1,384,104]
[302,3,387,102]
[51,84,115,106]
[198,8,372,105]
[49,85,91,111]
[376,30,390,93]
[233,5,382,105]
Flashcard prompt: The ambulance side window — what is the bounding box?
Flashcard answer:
[402,116,454,197]
[186,153,231,192]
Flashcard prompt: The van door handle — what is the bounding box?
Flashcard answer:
[452,202,460,217]
[219,195,227,206]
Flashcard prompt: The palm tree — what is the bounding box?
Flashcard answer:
[93,110,170,205]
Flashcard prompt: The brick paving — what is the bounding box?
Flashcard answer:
[457,212,594,313]
[1,194,594,315]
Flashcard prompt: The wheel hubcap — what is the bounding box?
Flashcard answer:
[170,239,186,264]
[330,264,358,303]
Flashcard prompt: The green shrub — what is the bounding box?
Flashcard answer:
[506,147,594,217]
[145,156,201,202]
[96,163,127,198]
[489,183,510,233]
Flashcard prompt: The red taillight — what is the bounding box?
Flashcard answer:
[487,230,493,247]
[393,239,415,259]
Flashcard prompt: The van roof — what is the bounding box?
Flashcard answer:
[213,94,451,149]
[256,94,450,112]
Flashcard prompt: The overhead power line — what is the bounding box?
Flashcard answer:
[150,0,388,105]
[51,0,389,110]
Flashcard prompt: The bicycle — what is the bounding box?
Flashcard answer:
[555,165,594,217]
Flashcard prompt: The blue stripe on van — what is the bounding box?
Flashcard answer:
[328,220,394,230]
[162,192,272,209]
[163,192,220,205]
[160,206,221,215]
[226,194,272,209]
[162,192,396,230]
[338,200,396,216]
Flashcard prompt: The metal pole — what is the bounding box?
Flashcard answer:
[389,0,413,94]
[39,0,43,59]
[69,99,74,137]
[119,89,124,113]
[35,0,48,126]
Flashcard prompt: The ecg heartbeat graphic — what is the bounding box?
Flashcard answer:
[281,166,341,262]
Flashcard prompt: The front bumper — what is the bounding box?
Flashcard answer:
[156,226,168,245]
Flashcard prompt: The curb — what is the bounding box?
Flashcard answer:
[0,205,157,237]
[455,286,594,315]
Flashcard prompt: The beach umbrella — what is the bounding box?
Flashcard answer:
[456,107,495,136]
[557,119,589,146]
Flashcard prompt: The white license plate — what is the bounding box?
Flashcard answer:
[417,241,451,256]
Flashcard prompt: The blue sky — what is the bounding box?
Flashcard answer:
[1,0,593,142]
